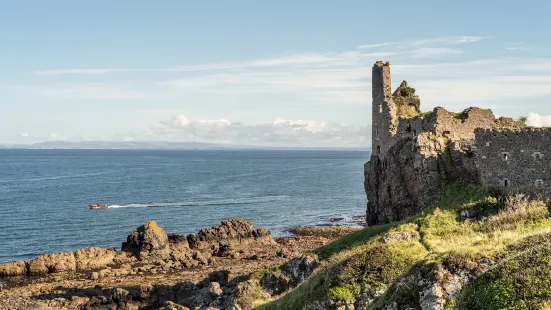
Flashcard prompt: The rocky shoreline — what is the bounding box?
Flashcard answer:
[0,218,361,309]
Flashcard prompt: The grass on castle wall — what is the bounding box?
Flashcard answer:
[255,183,551,309]
[397,104,419,118]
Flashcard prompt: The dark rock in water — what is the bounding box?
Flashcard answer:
[329,217,345,222]
[121,220,169,259]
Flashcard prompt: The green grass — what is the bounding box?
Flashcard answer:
[418,110,433,118]
[328,284,360,303]
[516,116,528,128]
[457,233,551,309]
[256,183,551,309]
[313,223,394,260]
[397,104,419,118]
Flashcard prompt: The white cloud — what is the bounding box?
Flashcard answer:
[10,84,156,100]
[357,36,484,50]
[409,47,463,58]
[526,113,551,127]
[411,36,485,46]
[13,35,551,119]
[31,53,365,76]
[357,42,400,49]
[505,46,532,51]
[148,114,370,147]
[20,132,29,137]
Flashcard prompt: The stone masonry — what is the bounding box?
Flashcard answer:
[475,127,551,194]
[364,61,543,225]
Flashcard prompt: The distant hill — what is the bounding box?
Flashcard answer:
[0,140,370,151]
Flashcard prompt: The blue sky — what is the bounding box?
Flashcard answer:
[1,1,551,146]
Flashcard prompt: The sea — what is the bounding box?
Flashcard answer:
[0,149,369,264]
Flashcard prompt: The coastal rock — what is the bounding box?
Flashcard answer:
[75,247,117,270]
[160,301,191,310]
[208,270,230,286]
[114,251,138,264]
[121,220,170,259]
[169,237,193,264]
[229,279,264,310]
[282,255,318,283]
[260,270,292,295]
[0,261,27,276]
[28,252,76,274]
[187,219,275,252]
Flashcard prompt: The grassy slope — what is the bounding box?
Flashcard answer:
[257,183,551,310]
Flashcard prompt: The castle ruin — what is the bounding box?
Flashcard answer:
[364,61,549,225]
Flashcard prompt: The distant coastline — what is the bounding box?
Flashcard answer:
[0,140,370,151]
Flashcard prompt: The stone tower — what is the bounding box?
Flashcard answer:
[371,61,397,157]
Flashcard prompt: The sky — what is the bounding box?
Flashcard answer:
[1,1,551,146]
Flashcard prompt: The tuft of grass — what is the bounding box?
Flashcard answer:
[516,116,528,128]
[397,104,419,118]
[327,284,360,302]
[419,111,433,118]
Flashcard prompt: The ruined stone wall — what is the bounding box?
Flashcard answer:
[371,61,396,156]
[474,128,551,194]
[364,61,523,225]
[364,107,501,224]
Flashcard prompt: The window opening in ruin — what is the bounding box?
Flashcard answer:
[504,179,509,187]
[377,146,381,154]
[379,105,383,113]
[413,130,417,136]
[503,153,509,161]
[375,130,379,138]
[535,179,544,188]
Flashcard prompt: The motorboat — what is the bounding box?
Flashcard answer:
[89,203,108,209]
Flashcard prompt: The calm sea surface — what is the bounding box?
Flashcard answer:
[0,149,369,263]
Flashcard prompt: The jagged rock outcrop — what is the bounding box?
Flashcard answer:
[187,218,275,252]
[0,219,278,280]
[122,220,170,259]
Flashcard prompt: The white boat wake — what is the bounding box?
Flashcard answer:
[106,195,289,209]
